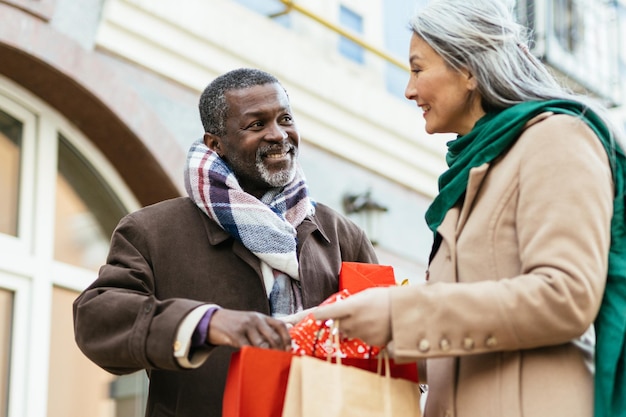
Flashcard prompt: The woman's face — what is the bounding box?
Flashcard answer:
[405,33,485,136]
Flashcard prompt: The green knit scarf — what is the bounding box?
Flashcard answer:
[425,99,626,417]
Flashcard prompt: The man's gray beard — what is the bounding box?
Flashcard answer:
[257,159,297,187]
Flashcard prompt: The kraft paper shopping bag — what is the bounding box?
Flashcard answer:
[281,354,421,417]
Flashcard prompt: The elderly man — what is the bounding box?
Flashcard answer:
[73,68,377,417]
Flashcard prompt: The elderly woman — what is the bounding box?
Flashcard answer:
[315,1,626,416]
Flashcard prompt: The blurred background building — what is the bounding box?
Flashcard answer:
[0,0,624,416]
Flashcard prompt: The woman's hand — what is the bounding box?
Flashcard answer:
[277,307,316,328]
[313,287,392,347]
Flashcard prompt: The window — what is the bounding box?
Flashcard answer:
[553,0,584,53]
[0,78,140,417]
[0,289,12,417]
[47,134,130,416]
[541,0,621,104]
[338,5,364,64]
[54,134,125,271]
[233,0,292,28]
[0,110,21,237]
[47,286,117,417]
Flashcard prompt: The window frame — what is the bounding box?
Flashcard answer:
[0,74,140,417]
[0,92,36,257]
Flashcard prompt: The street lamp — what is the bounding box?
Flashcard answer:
[342,190,388,246]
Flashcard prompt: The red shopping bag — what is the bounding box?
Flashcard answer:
[339,262,396,293]
[222,346,294,417]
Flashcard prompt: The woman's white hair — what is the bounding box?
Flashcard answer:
[409,0,624,147]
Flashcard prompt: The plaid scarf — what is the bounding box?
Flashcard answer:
[184,139,315,281]
[426,100,626,417]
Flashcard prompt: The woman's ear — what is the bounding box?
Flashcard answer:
[464,69,478,91]
[204,133,222,156]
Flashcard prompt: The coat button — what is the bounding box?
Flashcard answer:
[418,339,430,352]
[485,336,498,348]
[463,337,475,350]
[439,338,451,351]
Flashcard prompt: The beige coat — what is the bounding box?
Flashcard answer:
[389,113,614,417]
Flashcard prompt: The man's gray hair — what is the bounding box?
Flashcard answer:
[199,68,282,136]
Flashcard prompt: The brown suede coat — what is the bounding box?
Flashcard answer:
[389,114,613,417]
[73,197,377,417]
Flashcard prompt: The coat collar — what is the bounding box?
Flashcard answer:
[436,162,489,250]
[298,211,331,244]
[446,111,554,236]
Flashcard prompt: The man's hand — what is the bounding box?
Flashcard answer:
[313,287,392,347]
[207,309,291,351]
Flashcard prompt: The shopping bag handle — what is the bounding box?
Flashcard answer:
[312,318,375,359]
[328,320,342,365]
[327,320,391,379]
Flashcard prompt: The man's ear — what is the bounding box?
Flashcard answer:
[204,132,223,156]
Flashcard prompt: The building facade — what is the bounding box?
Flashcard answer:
[0,0,623,416]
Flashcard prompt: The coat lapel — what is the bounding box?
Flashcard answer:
[197,208,263,277]
[431,207,459,283]
[432,162,490,283]
[457,162,490,233]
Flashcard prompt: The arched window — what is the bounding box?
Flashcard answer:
[0,76,146,417]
